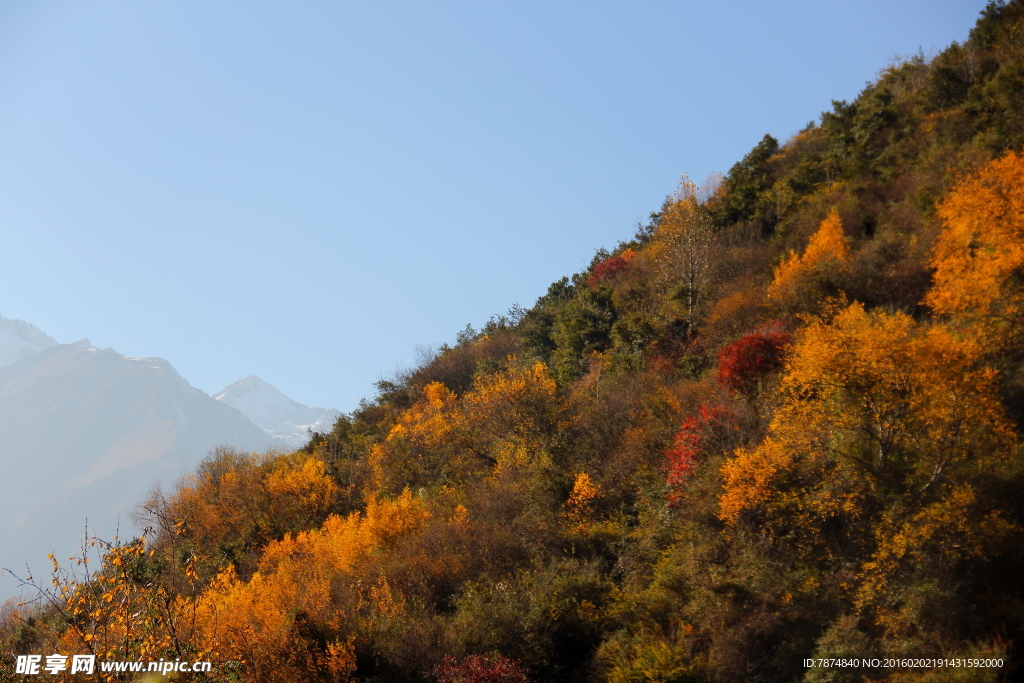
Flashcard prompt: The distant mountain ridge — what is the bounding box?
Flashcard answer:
[0,317,337,600]
[0,314,57,367]
[0,335,270,598]
[215,375,340,448]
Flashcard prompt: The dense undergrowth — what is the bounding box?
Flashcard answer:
[4,2,1024,681]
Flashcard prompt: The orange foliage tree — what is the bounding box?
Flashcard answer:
[565,472,600,530]
[718,302,1016,635]
[925,151,1024,343]
[10,535,205,683]
[145,448,341,583]
[768,208,850,303]
[370,360,558,493]
[719,302,1013,539]
[191,490,431,682]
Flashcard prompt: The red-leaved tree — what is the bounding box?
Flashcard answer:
[587,255,629,289]
[716,326,790,395]
[665,403,738,504]
[433,654,529,683]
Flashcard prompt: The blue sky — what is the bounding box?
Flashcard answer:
[0,1,989,411]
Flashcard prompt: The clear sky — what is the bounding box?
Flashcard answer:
[0,1,989,412]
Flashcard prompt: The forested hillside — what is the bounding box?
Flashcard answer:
[4,2,1024,681]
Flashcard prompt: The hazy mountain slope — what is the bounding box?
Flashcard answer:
[0,341,269,598]
[215,375,341,448]
[0,314,57,367]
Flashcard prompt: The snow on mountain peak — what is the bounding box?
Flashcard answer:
[214,376,341,448]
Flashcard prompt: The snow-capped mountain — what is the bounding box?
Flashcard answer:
[0,314,57,367]
[0,337,269,599]
[215,376,341,448]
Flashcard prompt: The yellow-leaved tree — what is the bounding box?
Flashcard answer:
[647,175,717,335]
[925,151,1024,345]
[37,537,200,678]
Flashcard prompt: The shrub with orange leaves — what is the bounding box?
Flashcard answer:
[12,535,202,678]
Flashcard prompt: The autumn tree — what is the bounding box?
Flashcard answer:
[768,208,850,305]
[925,150,1024,344]
[716,325,790,396]
[721,303,1012,523]
[142,448,341,583]
[719,302,1015,644]
[587,252,632,290]
[369,360,558,494]
[665,403,738,505]
[192,491,430,682]
[650,176,717,337]
[565,472,600,530]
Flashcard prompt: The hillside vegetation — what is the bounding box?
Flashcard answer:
[4,2,1024,681]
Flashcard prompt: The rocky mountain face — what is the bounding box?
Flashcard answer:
[214,375,340,448]
[0,340,269,598]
